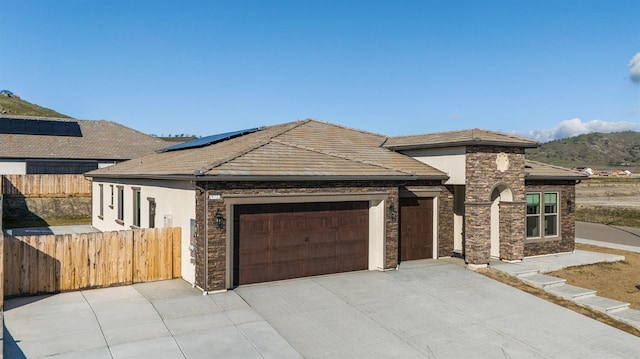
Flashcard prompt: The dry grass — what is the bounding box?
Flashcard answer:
[478,243,640,337]
[576,205,640,228]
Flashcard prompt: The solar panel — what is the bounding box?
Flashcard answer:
[157,127,261,153]
[0,117,82,137]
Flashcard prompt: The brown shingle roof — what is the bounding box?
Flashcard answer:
[385,128,538,150]
[0,115,169,160]
[87,119,448,180]
[525,160,587,180]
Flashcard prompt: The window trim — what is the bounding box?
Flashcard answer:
[526,191,560,241]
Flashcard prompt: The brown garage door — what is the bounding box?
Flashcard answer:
[400,197,434,261]
[233,201,369,286]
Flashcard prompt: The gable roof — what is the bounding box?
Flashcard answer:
[384,128,538,150]
[524,160,588,180]
[87,119,448,181]
[0,115,170,161]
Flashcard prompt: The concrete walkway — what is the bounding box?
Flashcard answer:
[492,250,640,332]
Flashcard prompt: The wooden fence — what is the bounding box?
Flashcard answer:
[3,227,181,297]
[1,174,92,197]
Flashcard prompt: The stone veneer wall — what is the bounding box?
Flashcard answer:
[194,180,443,291]
[464,146,526,265]
[438,186,455,257]
[524,181,577,257]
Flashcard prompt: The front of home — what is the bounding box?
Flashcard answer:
[87,120,586,292]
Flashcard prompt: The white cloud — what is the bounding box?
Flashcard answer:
[529,118,638,143]
[631,52,640,83]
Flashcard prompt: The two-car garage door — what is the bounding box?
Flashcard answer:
[233,201,369,286]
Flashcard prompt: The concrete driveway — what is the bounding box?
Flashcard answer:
[238,259,640,358]
[5,259,640,358]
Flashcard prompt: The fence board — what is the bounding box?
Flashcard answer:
[3,227,181,297]
[2,174,92,197]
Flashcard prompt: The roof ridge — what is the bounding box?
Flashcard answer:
[300,118,388,139]
[270,138,415,176]
[390,127,537,143]
[525,159,582,173]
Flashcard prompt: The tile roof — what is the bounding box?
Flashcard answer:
[524,160,588,180]
[87,119,448,180]
[385,128,538,150]
[0,115,169,160]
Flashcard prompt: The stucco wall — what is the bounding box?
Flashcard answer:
[91,178,197,284]
[0,161,26,175]
[402,147,466,185]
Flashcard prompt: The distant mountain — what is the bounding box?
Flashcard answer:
[0,91,71,118]
[526,131,640,172]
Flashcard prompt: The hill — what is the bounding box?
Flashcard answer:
[526,131,640,172]
[0,90,71,118]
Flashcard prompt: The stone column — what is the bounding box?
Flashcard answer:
[464,202,491,268]
[499,201,526,261]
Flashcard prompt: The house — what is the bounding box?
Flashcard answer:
[86,120,586,292]
[0,115,169,174]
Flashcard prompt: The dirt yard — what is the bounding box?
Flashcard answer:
[548,243,640,310]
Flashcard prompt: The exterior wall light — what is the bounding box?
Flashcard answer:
[214,209,226,229]
[388,201,397,222]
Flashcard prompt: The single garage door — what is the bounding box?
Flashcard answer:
[234,201,369,286]
[399,197,434,261]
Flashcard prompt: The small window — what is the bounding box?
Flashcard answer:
[99,184,104,219]
[110,185,114,208]
[148,197,156,229]
[133,188,141,227]
[117,186,125,222]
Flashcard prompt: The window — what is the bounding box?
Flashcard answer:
[544,193,558,236]
[148,198,156,228]
[117,186,124,223]
[526,192,559,239]
[133,188,141,227]
[99,184,104,219]
[110,185,114,208]
[526,193,540,237]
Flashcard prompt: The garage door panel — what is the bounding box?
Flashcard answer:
[235,201,369,285]
[400,197,434,261]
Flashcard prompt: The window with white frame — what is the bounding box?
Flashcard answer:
[526,192,559,239]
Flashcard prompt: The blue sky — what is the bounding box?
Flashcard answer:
[1,0,638,142]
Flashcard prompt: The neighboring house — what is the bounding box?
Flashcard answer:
[0,115,170,174]
[86,120,586,292]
